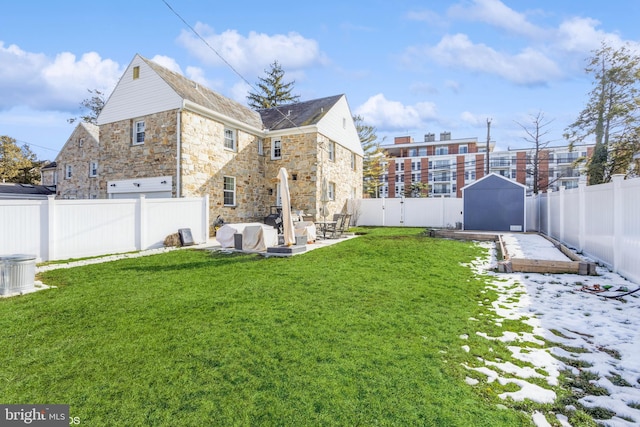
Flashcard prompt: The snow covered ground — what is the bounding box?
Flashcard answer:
[465,234,640,426]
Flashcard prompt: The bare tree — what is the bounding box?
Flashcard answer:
[515,111,555,194]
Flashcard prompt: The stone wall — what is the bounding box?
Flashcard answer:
[55,126,100,199]
[98,110,178,197]
[263,133,362,221]
[180,110,268,226]
[81,107,362,232]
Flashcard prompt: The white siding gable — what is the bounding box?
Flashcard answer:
[316,95,364,156]
[97,54,183,125]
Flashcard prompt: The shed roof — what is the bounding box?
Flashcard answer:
[462,172,527,192]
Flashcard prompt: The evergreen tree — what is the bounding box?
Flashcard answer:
[247,61,300,109]
[354,115,387,198]
[564,42,640,184]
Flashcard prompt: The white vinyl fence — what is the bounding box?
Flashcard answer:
[353,197,463,228]
[527,175,640,284]
[0,196,209,262]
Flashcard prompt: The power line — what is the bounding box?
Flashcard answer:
[160,0,301,131]
[12,139,59,153]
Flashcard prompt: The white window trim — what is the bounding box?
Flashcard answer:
[271,139,282,160]
[89,161,98,178]
[133,120,145,145]
[65,165,72,179]
[223,176,236,206]
[328,182,336,201]
[224,128,236,151]
[328,141,336,162]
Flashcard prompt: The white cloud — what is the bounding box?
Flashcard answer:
[177,23,329,78]
[406,33,562,85]
[229,81,252,105]
[448,0,546,40]
[0,43,122,111]
[460,111,484,126]
[355,93,437,130]
[150,55,183,74]
[554,17,633,54]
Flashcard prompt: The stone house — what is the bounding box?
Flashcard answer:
[46,122,101,199]
[51,54,363,228]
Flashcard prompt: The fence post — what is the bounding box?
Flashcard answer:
[137,195,146,250]
[612,174,624,272]
[578,181,586,252]
[546,189,552,237]
[45,195,56,262]
[202,195,210,242]
[558,186,565,242]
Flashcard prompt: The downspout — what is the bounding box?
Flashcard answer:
[176,108,182,198]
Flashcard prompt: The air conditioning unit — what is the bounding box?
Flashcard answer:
[0,255,36,296]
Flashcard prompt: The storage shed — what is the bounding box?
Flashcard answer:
[462,173,526,232]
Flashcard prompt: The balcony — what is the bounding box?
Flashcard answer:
[431,161,450,171]
[556,155,579,164]
[490,159,511,169]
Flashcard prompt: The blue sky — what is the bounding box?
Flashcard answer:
[2,0,640,160]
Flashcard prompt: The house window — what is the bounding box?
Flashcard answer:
[224,128,236,151]
[223,176,236,206]
[328,182,336,200]
[79,138,84,148]
[257,138,264,155]
[133,66,140,80]
[328,141,336,161]
[89,161,98,177]
[133,120,145,145]
[459,145,468,154]
[272,139,282,159]
[351,152,356,170]
[65,165,72,179]
[436,146,448,155]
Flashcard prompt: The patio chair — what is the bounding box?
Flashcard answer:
[324,214,351,239]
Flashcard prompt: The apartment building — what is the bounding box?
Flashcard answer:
[379,132,593,198]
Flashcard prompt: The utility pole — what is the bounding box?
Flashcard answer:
[485,118,491,175]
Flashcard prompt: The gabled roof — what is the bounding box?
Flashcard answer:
[140,56,263,129]
[258,95,343,131]
[55,122,99,164]
[80,121,99,142]
[41,161,57,170]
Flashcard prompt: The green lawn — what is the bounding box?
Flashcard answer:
[0,228,535,426]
